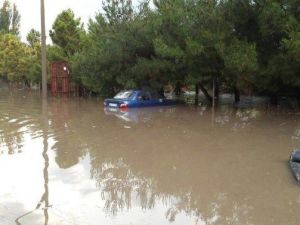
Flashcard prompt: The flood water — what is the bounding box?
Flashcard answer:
[1,91,300,225]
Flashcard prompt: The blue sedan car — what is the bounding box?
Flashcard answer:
[104,90,176,108]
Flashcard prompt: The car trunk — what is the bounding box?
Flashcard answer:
[104,98,125,108]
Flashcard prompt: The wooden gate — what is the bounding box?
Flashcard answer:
[51,61,70,95]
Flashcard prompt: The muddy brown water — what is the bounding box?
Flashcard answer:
[0,92,300,225]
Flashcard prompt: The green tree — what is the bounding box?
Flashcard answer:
[71,0,157,94]
[102,0,133,26]
[10,3,20,35]
[26,29,40,47]
[0,0,20,35]
[152,0,230,103]
[222,0,300,103]
[256,15,300,103]
[223,39,257,103]
[0,33,30,82]
[0,0,11,33]
[47,44,67,62]
[52,0,300,104]
[49,9,84,57]
[26,29,42,85]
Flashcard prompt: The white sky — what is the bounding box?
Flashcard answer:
[2,0,140,43]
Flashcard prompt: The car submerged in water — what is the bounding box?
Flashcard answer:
[104,89,177,109]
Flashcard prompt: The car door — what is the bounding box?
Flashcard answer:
[138,91,151,106]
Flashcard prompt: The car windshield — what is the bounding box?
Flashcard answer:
[114,91,134,99]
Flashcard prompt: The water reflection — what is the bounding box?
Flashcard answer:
[0,116,24,154]
[0,92,43,155]
[14,99,49,225]
[1,92,300,225]
[50,99,85,169]
[41,100,49,225]
[214,107,261,130]
[104,107,177,123]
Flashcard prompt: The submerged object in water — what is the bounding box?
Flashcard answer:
[289,150,300,183]
[104,89,177,109]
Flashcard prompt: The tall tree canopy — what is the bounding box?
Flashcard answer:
[26,29,41,47]
[49,9,84,57]
[0,0,300,105]
[0,0,20,35]
[0,34,30,82]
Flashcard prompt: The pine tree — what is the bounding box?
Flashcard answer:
[10,3,20,35]
[0,0,11,33]
[0,1,20,35]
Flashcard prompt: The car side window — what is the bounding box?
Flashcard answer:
[138,92,151,101]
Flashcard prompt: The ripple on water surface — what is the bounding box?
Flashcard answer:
[1,91,300,225]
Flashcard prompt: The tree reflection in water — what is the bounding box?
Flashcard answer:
[2,93,300,224]
[14,99,50,225]
[50,98,87,169]
[47,99,300,225]
[0,117,24,154]
[91,158,156,215]
[0,91,43,155]
[214,107,261,130]
[89,154,255,224]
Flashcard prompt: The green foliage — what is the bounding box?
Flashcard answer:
[154,38,185,59]
[0,30,42,85]
[68,0,300,99]
[283,30,300,63]
[49,9,84,57]
[47,45,67,62]
[258,21,300,94]
[26,29,40,47]
[70,0,159,95]
[222,0,300,97]
[0,34,30,82]
[25,29,41,84]
[0,0,11,33]
[224,39,257,90]
[10,3,20,35]
[0,0,300,101]
[102,0,133,26]
[0,0,20,35]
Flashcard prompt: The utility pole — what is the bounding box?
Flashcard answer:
[212,78,215,108]
[41,0,47,99]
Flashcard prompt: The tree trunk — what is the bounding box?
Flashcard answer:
[234,86,240,104]
[297,95,300,107]
[198,82,212,103]
[159,87,165,98]
[24,80,30,89]
[214,78,219,105]
[212,79,215,108]
[195,84,199,106]
[175,82,181,96]
[270,94,278,106]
